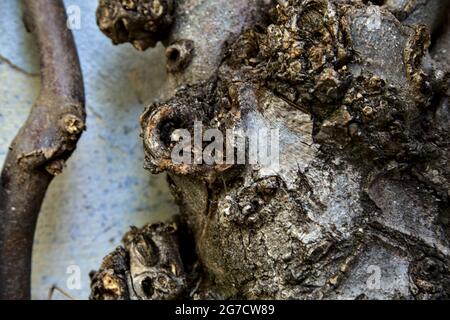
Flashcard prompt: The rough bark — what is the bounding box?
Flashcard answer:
[91,0,450,300]
[0,0,85,300]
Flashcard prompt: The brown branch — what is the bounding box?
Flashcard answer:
[0,0,85,300]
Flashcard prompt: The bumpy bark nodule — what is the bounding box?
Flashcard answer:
[91,0,450,300]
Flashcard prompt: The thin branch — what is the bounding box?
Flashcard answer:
[0,0,85,300]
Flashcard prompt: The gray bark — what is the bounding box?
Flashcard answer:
[91,0,450,300]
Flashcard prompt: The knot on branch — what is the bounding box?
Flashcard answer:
[16,112,85,175]
[96,0,175,51]
[165,39,195,73]
[223,176,284,228]
[62,114,85,135]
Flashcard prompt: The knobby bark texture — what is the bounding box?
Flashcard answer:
[0,0,85,300]
[91,0,450,299]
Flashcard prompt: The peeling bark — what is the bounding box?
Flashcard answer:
[0,0,85,300]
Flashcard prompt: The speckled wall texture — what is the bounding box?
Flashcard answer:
[0,0,177,299]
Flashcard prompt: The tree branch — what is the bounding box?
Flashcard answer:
[0,0,85,300]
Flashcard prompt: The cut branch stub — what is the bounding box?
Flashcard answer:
[96,0,175,51]
[140,82,241,182]
[0,0,85,300]
[90,222,189,300]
